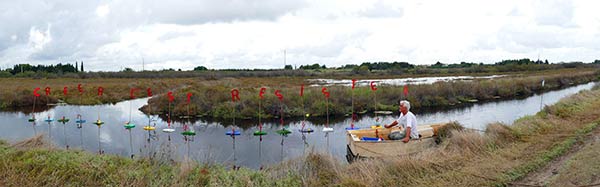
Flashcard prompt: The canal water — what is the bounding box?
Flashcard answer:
[0,82,596,169]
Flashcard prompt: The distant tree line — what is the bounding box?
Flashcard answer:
[1,59,598,79]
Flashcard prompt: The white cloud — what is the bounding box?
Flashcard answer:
[96,4,110,18]
[28,25,52,50]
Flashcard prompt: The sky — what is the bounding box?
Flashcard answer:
[0,0,599,71]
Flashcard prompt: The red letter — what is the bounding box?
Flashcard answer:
[147,88,152,97]
[321,87,330,98]
[275,90,283,101]
[130,88,138,99]
[300,84,304,97]
[98,87,104,96]
[45,87,51,96]
[352,79,357,90]
[370,81,377,91]
[187,92,192,104]
[231,89,240,101]
[63,87,68,96]
[403,85,409,97]
[259,87,266,99]
[77,84,84,93]
[168,91,174,102]
[33,87,41,97]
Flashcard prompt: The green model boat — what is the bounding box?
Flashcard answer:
[253,131,267,136]
[276,128,291,135]
[58,117,70,123]
[124,122,136,129]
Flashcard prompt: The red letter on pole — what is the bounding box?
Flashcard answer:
[275,90,283,101]
[321,87,330,98]
[45,87,51,96]
[168,91,174,102]
[370,81,377,91]
[130,88,138,99]
[187,92,192,104]
[33,87,41,97]
[259,87,266,99]
[231,89,240,101]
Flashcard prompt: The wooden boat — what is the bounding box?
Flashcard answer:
[346,123,447,162]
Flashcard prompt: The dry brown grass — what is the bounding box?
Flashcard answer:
[264,87,600,186]
[485,122,518,145]
[10,134,53,150]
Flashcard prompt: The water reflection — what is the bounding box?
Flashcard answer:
[0,82,596,169]
[309,75,506,87]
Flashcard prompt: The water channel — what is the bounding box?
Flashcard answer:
[0,81,595,169]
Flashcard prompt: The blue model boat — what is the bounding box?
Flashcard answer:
[226,130,241,136]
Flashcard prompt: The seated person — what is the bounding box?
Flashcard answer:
[384,100,419,143]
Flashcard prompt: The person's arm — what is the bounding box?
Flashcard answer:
[384,120,398,128]
[403,114,416,143]
[402,127,411,143]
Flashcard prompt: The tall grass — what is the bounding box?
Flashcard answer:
[145,68,600,119]
[3,68,597,119]
[0,78,192,111]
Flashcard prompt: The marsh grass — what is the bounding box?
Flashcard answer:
[146,68,600,119]
[2,68,598,120]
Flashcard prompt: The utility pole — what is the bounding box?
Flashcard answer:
[142,57,145,72]
[284,49,286,69]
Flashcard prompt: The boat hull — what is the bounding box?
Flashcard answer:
[346,123,446,162]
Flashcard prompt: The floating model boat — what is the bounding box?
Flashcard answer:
[94,120,104,126]
[253,130,267,136]
[124,122,136,129]
[322,127,334,132]
[58,116,69,123]
[299,128,314,133]
[276,128,292,135]
[143,126,156,131]
[226,129,241,136]
[181,130,196,136]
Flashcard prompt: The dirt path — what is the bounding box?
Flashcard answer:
[513,126,600,186]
